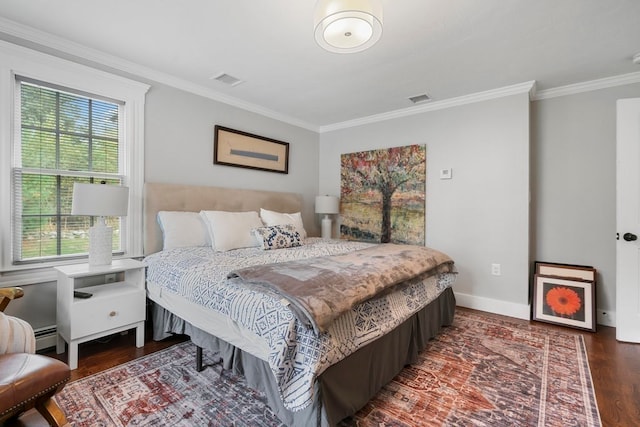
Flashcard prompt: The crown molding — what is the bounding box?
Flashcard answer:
[532,71,640,101]
[320,81,537,133]
[0,17,319,132]
[0,39,151,95]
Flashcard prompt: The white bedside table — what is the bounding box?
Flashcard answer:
[54,259,146,369]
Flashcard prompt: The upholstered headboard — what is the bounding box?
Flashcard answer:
[144,182,304,255]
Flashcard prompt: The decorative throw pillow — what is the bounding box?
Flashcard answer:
[253,224,303,250]
[259,208,307,239]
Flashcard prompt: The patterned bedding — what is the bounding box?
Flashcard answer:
[144,238,456,411]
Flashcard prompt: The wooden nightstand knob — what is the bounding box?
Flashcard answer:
[109,311,117,317]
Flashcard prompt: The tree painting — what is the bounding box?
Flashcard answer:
[340,145,426,245]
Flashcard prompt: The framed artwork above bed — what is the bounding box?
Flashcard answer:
[214,125,289,174]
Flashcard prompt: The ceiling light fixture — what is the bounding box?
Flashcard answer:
[314,0,383,54]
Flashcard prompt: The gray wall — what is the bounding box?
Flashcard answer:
[144,83,321,236]
[319,93,531,318]
[7,80,321,336]
[4,34,637,334]
[531,82,640,323]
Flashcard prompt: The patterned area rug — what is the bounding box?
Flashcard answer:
[54,309,601,426]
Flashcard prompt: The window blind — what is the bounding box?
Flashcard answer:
[12,78,125,263]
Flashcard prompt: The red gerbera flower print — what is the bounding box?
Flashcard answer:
[545,286,582,316]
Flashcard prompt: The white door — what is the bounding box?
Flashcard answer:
[616,98,640,343]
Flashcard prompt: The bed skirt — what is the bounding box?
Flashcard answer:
[151,286,456,426]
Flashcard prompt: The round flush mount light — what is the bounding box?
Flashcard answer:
[314,0,383,54]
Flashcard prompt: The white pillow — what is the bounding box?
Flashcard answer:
[157,211,210,250]
[200,210,263,252]
[259,208,307,239]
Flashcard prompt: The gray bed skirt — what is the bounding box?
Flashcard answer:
[151,286,456,426]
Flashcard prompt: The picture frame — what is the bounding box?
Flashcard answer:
[534,261,596,282]
[532,274,596,332]
[214,125,289,174]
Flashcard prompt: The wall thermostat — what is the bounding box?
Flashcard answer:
[440,168,452,180]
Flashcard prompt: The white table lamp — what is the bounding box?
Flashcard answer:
[72,183,129,266]
[315,195,340,239]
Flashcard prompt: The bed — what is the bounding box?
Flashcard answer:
[143,182,457,426]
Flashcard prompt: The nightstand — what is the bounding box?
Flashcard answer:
[54,259,146,369]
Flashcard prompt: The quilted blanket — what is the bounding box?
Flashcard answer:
[229,244,454,333]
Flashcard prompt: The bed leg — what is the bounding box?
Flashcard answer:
[196,345,204,372]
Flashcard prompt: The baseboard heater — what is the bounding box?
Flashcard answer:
[34,325,58,352]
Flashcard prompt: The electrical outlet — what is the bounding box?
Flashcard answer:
[105,273,117,283]
[491,263,501,276]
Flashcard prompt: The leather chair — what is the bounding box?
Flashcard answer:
[0,287,70,427]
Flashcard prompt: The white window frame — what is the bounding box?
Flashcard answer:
[0,40,149,276]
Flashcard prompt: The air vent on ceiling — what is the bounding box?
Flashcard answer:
[408,93,431,104]
[210,72,244,87]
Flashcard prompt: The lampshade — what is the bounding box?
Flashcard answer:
[72,183,129,266]
[314,0,383,53]
[315,195,340,214]
[72,183,129,217]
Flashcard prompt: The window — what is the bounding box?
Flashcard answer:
[0,41,149,272]
[13,79,124,263]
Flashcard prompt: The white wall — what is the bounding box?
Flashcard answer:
[145,83,321,235]
[319,93,531,319]
[531,82,640,325]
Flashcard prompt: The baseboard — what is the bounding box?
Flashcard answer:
[454,292,617,328]
[596,309,616,327]
[454,292,530,320]
[34,325,57,352]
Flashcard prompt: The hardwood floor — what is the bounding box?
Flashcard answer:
[40,309,639,426]
[43,324,188,382]
[581,325,640,426]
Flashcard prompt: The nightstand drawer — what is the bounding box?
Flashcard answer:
[70,288,145,339]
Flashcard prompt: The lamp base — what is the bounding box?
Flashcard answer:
[321,215,333,239]
[89,218,112,266]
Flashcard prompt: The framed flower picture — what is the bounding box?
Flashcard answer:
[532,274,596,332]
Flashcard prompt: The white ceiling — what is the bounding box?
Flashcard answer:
[0,0,639,130]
